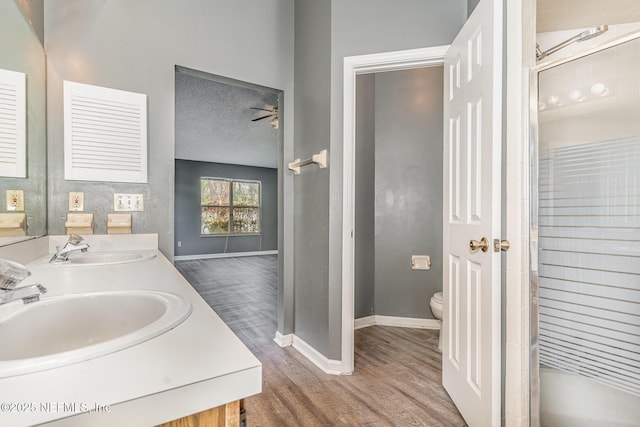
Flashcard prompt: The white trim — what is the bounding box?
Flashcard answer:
[292,335,345,375]
[374,316,440,330]
[273,331,293,347]
[355,315,440,330]
[174,250,278,261]
[354,316,375,330]
[341,46,449,376]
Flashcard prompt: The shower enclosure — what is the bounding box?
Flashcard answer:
[532,32,640,426]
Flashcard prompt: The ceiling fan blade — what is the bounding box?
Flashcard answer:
[251,114,275,122]
[250,107,275,112]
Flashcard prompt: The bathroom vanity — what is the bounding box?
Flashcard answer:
[0,234,261,427]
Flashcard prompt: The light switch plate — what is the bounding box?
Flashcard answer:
[6,190,24,211]
[411,255,431,270]
[68,192,84,211]
[114,193,144,212]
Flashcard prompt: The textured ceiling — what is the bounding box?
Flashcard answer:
[538,0,640,32]
[175,73,280,169]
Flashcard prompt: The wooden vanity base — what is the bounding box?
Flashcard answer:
[157,399,242,427]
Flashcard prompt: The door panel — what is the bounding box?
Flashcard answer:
[442,0,502,425]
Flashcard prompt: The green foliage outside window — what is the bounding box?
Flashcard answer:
[200,178,260,235]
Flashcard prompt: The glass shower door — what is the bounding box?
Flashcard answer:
[535,35,640,426]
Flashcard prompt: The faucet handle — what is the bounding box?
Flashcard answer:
[22,284,47,304]
[68,234,84,245]
[0,259,31,290]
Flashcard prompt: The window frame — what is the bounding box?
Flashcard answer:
[199,177,262,236]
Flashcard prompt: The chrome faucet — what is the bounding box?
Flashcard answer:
[49,234,90,263]
[0,259,47,305]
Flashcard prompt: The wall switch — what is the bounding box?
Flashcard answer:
[411,255,431,270]
[114,193,144,212]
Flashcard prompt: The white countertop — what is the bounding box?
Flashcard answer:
[0,235,262,426]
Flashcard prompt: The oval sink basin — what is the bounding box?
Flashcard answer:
[53,250,156,266]
[0,290,192,377]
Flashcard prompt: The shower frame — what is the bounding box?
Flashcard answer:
[529,29,640,427]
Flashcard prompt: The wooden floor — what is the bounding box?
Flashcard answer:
[176,256,466,427]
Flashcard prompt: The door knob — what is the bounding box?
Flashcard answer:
[469,237,489,252]
[494,239,510,252]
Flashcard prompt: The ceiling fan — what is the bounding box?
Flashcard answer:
[251,106,279,129]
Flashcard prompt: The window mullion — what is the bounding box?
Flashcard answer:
[229,180,234,234]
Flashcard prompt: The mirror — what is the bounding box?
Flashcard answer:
[0,0,46,245]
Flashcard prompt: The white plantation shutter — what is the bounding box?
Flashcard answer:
[0,69,26,178]
[64,80,147,183]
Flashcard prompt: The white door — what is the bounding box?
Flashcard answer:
[442,0,502,426]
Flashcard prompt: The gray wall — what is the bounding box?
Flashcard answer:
[294,0,333,355]
[175,72,280,169]
[468,0,480,17]
[0,0,46,238]
[294,0,466,359]
[354,74,375,318]
[174,160,277,256]
[374,67,443,319]
[15,0,45,46]
[354,68,444,321]
[44,0,294,258]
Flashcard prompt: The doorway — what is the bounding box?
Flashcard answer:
[173,66,284,342]
[353,66,444,336]
[342,46,449,374]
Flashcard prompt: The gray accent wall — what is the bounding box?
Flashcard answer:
[354,68,444,321]
[0,0,47,238]
[44,0,294,258]
[374,67,444,319]
[468,0,480,17]
[354,74,375,319]
[174,160,277,256]
[294,0,333,357]
[294,0,466,359]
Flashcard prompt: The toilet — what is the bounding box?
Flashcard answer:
[430,291,443,351]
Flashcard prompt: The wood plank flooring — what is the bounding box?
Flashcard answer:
[176,256,466,427]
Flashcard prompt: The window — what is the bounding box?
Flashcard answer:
[200,178,260,235]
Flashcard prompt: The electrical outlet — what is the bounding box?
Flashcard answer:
[6,190,24,211]
[68,192,84,211]
[177,241,182,247]
[114,193,144,212]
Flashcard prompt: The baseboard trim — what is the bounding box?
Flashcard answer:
[354,316,375,330]
[273,331,293,347]
[174,250,278,261]
[355,315,440,330]
[292,335,345,375]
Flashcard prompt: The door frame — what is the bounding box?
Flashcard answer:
[341,45,449,374]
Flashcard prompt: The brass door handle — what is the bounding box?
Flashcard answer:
[469,237,489,252]
[494,239,510,252]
